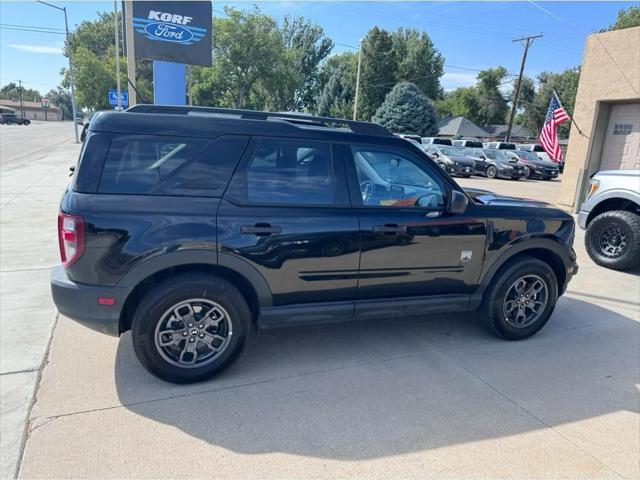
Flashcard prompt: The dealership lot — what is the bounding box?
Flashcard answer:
[1,123,638,479]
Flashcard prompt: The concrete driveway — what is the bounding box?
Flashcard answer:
[2,125,638,478]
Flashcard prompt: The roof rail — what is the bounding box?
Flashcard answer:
[126,104,392,136]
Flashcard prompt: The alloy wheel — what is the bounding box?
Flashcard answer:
[502,274,548,328]
[154,298,233,368]
[596,223,628,258]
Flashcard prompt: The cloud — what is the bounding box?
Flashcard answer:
[8,43,62,55]
[441,72,478,91]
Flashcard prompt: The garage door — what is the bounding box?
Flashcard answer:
[600,103,640,170]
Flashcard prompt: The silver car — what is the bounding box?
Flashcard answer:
[578,170,640,270]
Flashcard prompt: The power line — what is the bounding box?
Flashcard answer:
[0,23,65,32]
[0,25,66,35]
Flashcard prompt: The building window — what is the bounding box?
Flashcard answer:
[613,124,633,135]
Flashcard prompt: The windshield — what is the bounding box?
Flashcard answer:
[438,146,463,156]
[517,150,540,161]
[483,149,510,161]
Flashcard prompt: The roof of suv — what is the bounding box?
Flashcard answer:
[89,105,404,145]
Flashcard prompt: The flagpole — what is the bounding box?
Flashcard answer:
[553,89,588,139]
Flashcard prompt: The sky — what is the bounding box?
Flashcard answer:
[0,0,635,95]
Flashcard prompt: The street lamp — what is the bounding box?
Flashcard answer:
[37,0,80,143]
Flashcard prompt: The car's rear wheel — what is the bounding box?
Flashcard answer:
[486,166,497,179]
[131,273,251,383]
[585,210,640,271]
[480,256,557,339]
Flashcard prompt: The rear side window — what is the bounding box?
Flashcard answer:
[229,138,343,206]
[98,135,248,196]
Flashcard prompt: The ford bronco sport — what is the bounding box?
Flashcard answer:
[51,105,578,383]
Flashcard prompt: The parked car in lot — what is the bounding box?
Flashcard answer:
[462,147,527,180]
[52,106,578,383]
[452,139,484,148]
[0,113,31,125]
[509,150,559,180]
[578,170,640,271]
[518,143,564,173]
[424,144,475,177]
[421,137,452,146]
[484,142,517,150]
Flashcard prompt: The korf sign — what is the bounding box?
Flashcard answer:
[132,1,212,66]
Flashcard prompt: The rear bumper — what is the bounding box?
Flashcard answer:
[50,265,128,337]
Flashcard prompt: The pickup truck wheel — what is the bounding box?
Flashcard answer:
[131,273,250,384]
[481,256,557,340]
[585,210,640,271]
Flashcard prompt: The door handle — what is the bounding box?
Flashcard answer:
[240,224,282,236]
[373,224,406,234]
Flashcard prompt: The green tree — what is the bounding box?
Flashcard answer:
[518,68,580,138]
[192,7,287,109]
[46,87,73,120]
[359,27,397,120]
[435,87,480,123]
[317,61,356,118]
[372,82,438,136]
[392,28,444,100]
[602,6,640,31]
[281,16,334,111]
[0,82,41,102]
[475,66,509,125]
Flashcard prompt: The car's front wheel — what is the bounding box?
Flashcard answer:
[480,256,558,339]
[585,210,640,271]
[131,273,251,383]
[486,165,497,179]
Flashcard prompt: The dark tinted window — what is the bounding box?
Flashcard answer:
[242,139,336,206]
[98,135,248,196]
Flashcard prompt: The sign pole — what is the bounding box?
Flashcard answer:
[124,1,137,105]
[114,1,122,111]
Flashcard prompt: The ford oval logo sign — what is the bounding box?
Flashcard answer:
[143,22,194,44]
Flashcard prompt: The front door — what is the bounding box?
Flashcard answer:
[342,143,487,300]
[218,138,359,306]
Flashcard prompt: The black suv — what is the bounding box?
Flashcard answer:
[51,106,578,383]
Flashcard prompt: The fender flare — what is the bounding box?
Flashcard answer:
[477,236,573,295]
[117,250,273,308]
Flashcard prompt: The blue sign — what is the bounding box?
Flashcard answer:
[132,1,212,67]
[108,90,129,107]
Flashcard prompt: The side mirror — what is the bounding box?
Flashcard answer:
[448,190,468,215]
[433,152,440,157]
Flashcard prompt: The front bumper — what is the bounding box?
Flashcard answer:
[50,265,129,337]
[498,168,526,179]
[444,162,474,176]
[577,210,589,230]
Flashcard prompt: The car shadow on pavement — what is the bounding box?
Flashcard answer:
[114,297,639,461]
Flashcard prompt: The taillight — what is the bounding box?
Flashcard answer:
[57,212,85,268]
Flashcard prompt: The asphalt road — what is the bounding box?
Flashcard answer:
[1,123,638,479]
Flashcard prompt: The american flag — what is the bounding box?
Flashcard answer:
[539,92,570,162]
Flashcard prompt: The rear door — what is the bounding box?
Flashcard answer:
[218,137,360,306]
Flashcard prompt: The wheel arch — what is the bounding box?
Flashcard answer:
[117,252,272,334]
[586,194,640,226]
[478,239,571,298]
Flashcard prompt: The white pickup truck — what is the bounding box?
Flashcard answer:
[578,170,640,271]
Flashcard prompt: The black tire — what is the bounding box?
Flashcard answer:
[523,166,532,179]
[131,273,251,383]
[585,210,640,271]
[480,256,558,340]
[486,165,497,179]
[438,162,447,171]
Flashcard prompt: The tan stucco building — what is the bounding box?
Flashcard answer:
[0,99,62,121]
[557,26,640,211]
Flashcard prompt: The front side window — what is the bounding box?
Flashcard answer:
[99,135,248,196]
[350,146,445,208]
[243,139,335,206]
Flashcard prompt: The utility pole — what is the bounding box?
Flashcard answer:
[114,1,122,111]
[123,0,137,105]
[353,38,363,120]
[18,80,24,119]
[37,1,80,142]
[505,33,543,143]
